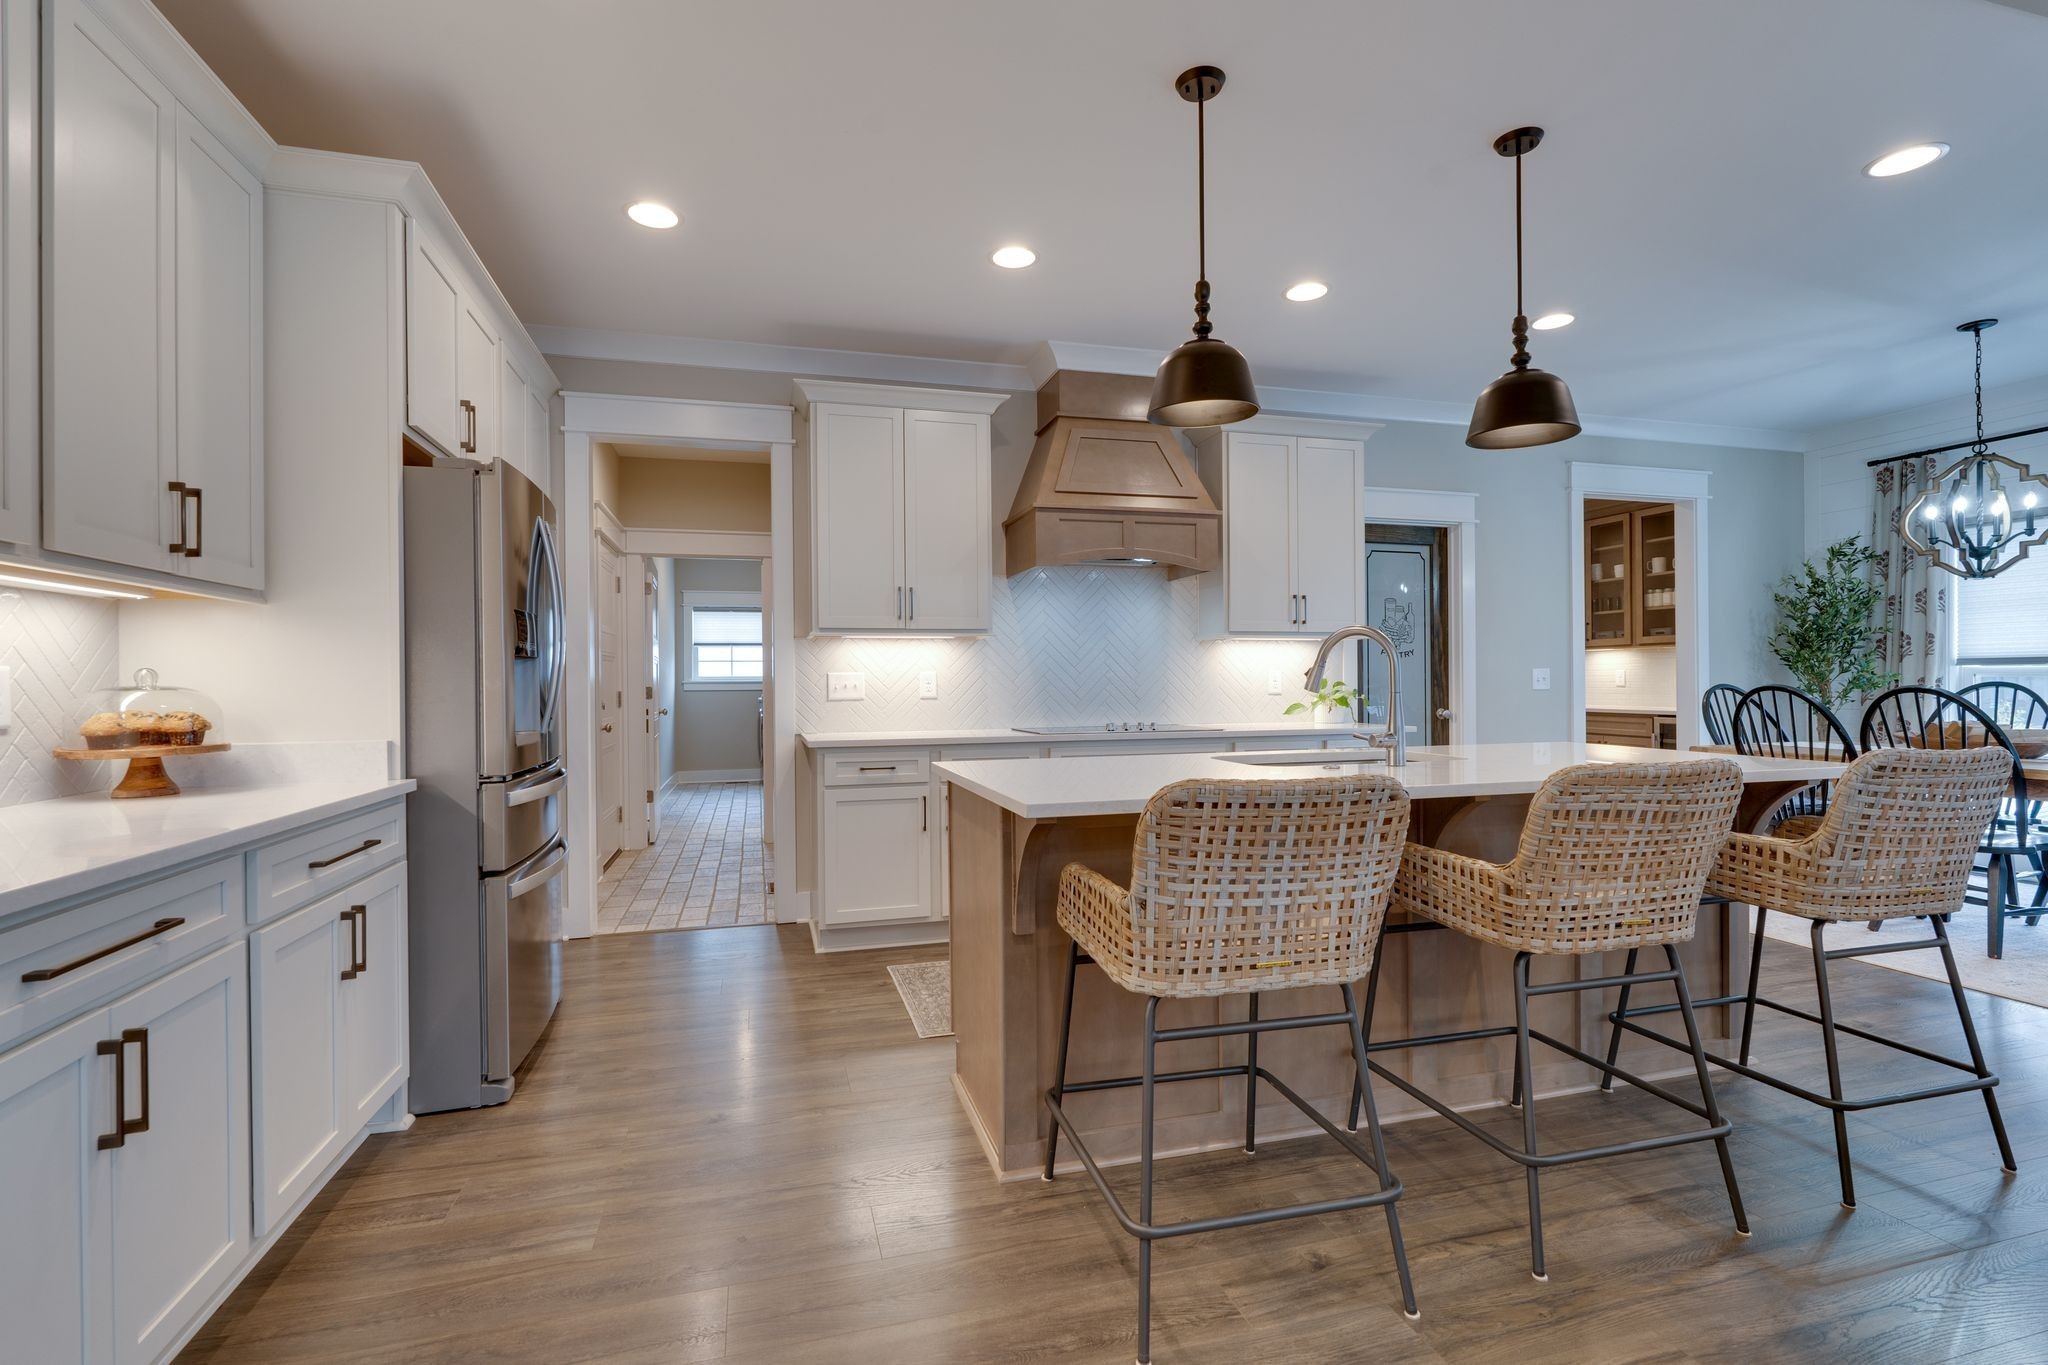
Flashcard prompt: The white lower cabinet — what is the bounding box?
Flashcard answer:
[337,866,407,1130]
[818,783,931,928]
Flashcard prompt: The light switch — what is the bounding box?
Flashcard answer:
[1613,667,1628,688]
[918,671,938,699]
[1531,668,1552,692]
[827,671,866,701]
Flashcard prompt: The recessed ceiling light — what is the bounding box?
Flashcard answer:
[1863,143,1949,178]
[991,245,1036,269]
[626,201,680,229]
[1530,311,1575,331]
[1284,281,1329,302]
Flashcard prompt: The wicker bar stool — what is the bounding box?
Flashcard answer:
[1043,775,1417,1364]
[1605,745,2017,1209]
[1347,759,1749,1281]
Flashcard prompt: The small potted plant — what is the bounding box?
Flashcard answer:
[1285,677,1359,726]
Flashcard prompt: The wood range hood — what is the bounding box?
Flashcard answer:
[1003,371,1219,577]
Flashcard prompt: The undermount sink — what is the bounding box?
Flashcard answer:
[1217,748,1389,767]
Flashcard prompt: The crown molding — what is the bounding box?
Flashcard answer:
[789,379,1007,415]
[531,326,1036,393]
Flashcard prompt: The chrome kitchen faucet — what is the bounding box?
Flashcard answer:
[1305,625,1405,767]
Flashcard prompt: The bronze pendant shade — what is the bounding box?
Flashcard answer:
[1467,127,1580,450]
[1149,66,1259,428]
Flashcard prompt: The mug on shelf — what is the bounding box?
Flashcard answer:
[1650,556,1669,574]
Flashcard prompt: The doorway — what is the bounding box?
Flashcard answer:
[1362,524,1451,745]
[594,532,625,867]
[596,554,769,934]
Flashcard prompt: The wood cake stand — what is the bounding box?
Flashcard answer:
[53,742,231,798]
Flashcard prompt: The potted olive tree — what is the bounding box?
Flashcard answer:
[1767,536,1898,710]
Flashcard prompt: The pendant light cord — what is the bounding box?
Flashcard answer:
[1510,149,1530,370]
[1192,85,1212,340]
[1973,325,1987,454]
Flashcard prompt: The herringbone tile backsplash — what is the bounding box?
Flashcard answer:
[795,566,1329,733]
[0,589,119,804]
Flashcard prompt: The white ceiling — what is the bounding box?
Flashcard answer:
[156,0,2048,442]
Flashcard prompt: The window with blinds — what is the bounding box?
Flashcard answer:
[1955,552,2048,664]
[684,594,763,686]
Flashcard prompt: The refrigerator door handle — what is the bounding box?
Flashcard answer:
[532,518,569,736]
[507,840,569,900]
[504,766,566,809]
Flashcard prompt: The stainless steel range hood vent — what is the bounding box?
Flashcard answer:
[1003,371,1219,576]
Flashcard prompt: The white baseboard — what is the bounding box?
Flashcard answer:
[659,772,683,798]
[674,767,763,784]
[808,916,949,954]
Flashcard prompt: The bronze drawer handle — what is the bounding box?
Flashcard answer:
[339,905,366,980]
[167,480,189,554]
[857,765,898,772]
[22,918,185,983]
[95,1027,149,1149]
[308,837,382,871]
[184,485,202,558]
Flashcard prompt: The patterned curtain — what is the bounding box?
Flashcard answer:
[1870,455,1952,688]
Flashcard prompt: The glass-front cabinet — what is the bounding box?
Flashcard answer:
[1584,502,1677,649]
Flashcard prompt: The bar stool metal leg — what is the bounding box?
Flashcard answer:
[1598,947,1640,1093]
[1933,917,2018,1173]
[1739,907,1768,1067]
[1988,853,2009,960]
[1137,997,1158,1364]
[1044,940,1081,1182]
[1513,953,1547,1280]
[1243,993,1260,1155]
[1808,919,1856,1208]
[1665,944,1749,1235]
[1346,951,1385,1135]
[1342,981,1419,1319]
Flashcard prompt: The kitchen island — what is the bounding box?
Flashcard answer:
[936,742,1840,1180]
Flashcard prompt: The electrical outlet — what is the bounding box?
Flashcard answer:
[1613,667,1628,688]
[1267,671,1284,696]
[918,671,938,699]
[1531,668,1552,692]
[827,671,866,701]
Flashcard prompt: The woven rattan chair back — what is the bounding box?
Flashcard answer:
[1099,776,1412,997]
[1496,759,1745,951]
[1711,746,2012,921]
[1958,680,2048,733]
[1701,683,1745,748]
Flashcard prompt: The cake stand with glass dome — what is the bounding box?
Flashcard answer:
[53,667,230,798]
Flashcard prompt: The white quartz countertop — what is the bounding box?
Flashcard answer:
[0,779,415,921]
[933,742,1841,820]
[800,720,1377,749]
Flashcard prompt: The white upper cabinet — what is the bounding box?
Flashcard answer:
[795,381,1003,636]
[499,354,530,484]
[44,0,265,590]
[0,0,36,547]
[526,385,550,493]
[407,220,516,464]
[456,296,500,460]
[1193,425,1372,637]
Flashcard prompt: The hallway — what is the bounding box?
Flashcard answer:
[596,781,769,932]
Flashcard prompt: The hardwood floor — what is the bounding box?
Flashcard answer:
[182,925,2048,1363]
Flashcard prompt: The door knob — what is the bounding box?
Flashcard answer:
[1436,709,1454,720]
[600,723,615,733]
[657,707,670,715]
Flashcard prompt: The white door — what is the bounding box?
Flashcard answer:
[642,563,662,846]
[811,404,903,631]
[456,299,500,460]
[901,408,990,632]
[820,787,930,927]
[171,106,264,590]
[405,226,462,457]
[338,865,407,1129]
[108,946,249,1365]
[248,897,343,1235]
[1293,438,1363,633]
[0,0,37,547]
[1223,434,1296,633]
[0,1008,112,1365]
[596,542,624,866]
[45,0,177,573]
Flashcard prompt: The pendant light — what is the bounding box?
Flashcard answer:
[1466,127,1581,450]
[1901,320,2048,578]
[1148,65,1259,428]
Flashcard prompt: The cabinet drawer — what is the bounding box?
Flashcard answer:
[0,856,239,1050]
[248,800,407,926]
[1587,711,1659,746]
[820,752,929,787]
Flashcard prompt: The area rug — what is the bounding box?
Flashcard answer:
[886,961,953,1038]
[1755,881,2048,1008]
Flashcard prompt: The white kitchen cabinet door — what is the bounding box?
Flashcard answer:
[0,1008,113,1365]
[819,787,930,927]
[338,865,407,1130]
[107,945,249,1365]
[45,0,177,574]
[901,408,990,632]
[1292,438,1362,633]
[0,0,36,547]
[172,105,264,590]
[457,298,500,461]
[406,226,462,456]
[526,386,551,493]
[811,403,904,632]
[249,896,343,1235]
[499,356,530,483]
[1223,433,1296,633]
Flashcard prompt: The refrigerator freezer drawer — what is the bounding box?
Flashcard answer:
[480,763,564,873]
[483,838,565,1084]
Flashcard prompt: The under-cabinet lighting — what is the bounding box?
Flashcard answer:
[0,571,150,601]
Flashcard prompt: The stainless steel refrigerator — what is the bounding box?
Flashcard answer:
[403,458,568,1112]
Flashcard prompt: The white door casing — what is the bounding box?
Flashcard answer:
[595,537,624,867]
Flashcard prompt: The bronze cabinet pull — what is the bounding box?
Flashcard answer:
[125,1028,150,1137]
[856,765,897,772]
[22,917,185,983]
[167,480,189,554]
[459,398,477,453]
[908,586,914,621]
[308,837,381,871]
[921,795,928,832]
[96,1037,126,1149]
[354,906,368,976]
[184,485,202,558]
[339,907,363,980]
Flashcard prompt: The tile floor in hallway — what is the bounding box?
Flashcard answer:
[596,780,769,933]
